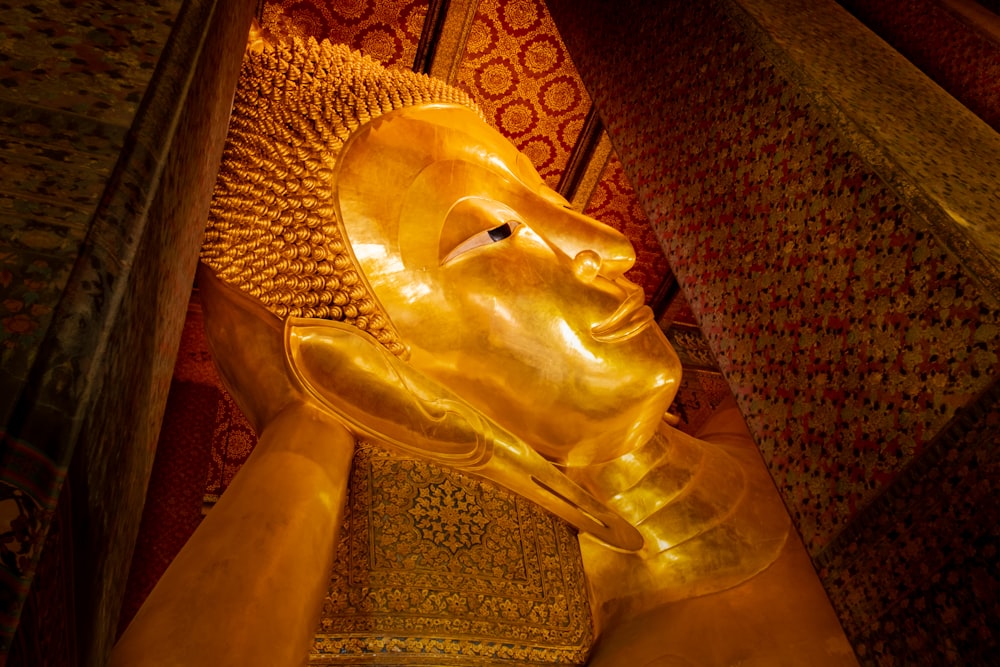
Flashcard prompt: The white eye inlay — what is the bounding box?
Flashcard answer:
[442,220,521,265]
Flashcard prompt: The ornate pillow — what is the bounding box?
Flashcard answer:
[310,442,594,665]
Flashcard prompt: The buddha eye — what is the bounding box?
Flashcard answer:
[487,222,514,241]
[442,220,521,264]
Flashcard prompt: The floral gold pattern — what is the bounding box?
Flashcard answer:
[409,479,490,555]
[455,0,589,187]
[263,0,426,69]
[311,443,593,665]
[584,155,671,303]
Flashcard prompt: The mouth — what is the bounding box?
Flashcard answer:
[592,291,654,342]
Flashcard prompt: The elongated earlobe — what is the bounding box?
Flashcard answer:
[285,317,643,551]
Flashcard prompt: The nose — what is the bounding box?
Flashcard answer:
[532,206,637,280]
[572,249,602,283]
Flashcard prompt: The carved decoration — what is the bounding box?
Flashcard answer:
[311,443,593,665]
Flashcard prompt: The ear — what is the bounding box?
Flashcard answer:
[285,317,492,467]
[286,317,644,551]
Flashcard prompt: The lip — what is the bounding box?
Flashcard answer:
[592,291,654,342]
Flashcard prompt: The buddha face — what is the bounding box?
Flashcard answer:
[335,105,680,465]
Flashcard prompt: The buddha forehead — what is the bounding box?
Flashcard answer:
[335,105,564,269]
[336,104,636,279]
[342,104,532,186]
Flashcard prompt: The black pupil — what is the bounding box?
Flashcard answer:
[488,222,513,242]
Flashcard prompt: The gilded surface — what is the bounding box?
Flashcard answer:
[200,32,666,548]
[201,37,481,355]
[311,443,593,665]
[332,104,681,468]
[174,23,793,667]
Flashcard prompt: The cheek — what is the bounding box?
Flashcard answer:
[469,248,555,290]
[451,246,594,321]
[451,269,578,353]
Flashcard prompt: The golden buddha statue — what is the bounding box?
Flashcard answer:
[111,29,852,667]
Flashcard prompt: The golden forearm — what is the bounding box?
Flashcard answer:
[111,402,354,667]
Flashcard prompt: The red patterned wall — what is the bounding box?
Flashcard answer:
[818,385,1000,664]
[548,0,1000,553]
[584,154,670,301]
[454,0,590,187]
[547,0,1000,662]
[262,0,428,68]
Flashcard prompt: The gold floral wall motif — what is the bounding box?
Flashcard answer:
[311,443,593,665]
[262,0,428,68]
[454,0,591,187]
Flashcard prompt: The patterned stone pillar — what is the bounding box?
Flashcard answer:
[547,0,1000,663]
[0,0,256,663]
[838,0,1000,133]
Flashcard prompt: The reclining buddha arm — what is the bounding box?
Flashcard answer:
[195,263,641,550]
[111,267,358,666]
[111,400,354,667]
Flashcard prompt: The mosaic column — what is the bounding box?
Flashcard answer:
[0,0,256,664]
[547,0,1000,663]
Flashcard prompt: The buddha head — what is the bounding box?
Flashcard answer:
[202,37,681,466]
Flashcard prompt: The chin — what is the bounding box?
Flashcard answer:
[529,362,680,466]
[569,336,681,465]
[560,383,676,467]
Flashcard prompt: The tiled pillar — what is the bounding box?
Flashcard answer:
[547,0,1000,662]
[0,0,255,663]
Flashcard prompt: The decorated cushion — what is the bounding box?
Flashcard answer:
[310,442,593,665]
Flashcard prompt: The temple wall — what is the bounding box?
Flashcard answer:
[4,0,995,662]
[116,293,250,633]
[818,382,1000,663]
[0,0,255,663]
[547,0,1000,663]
